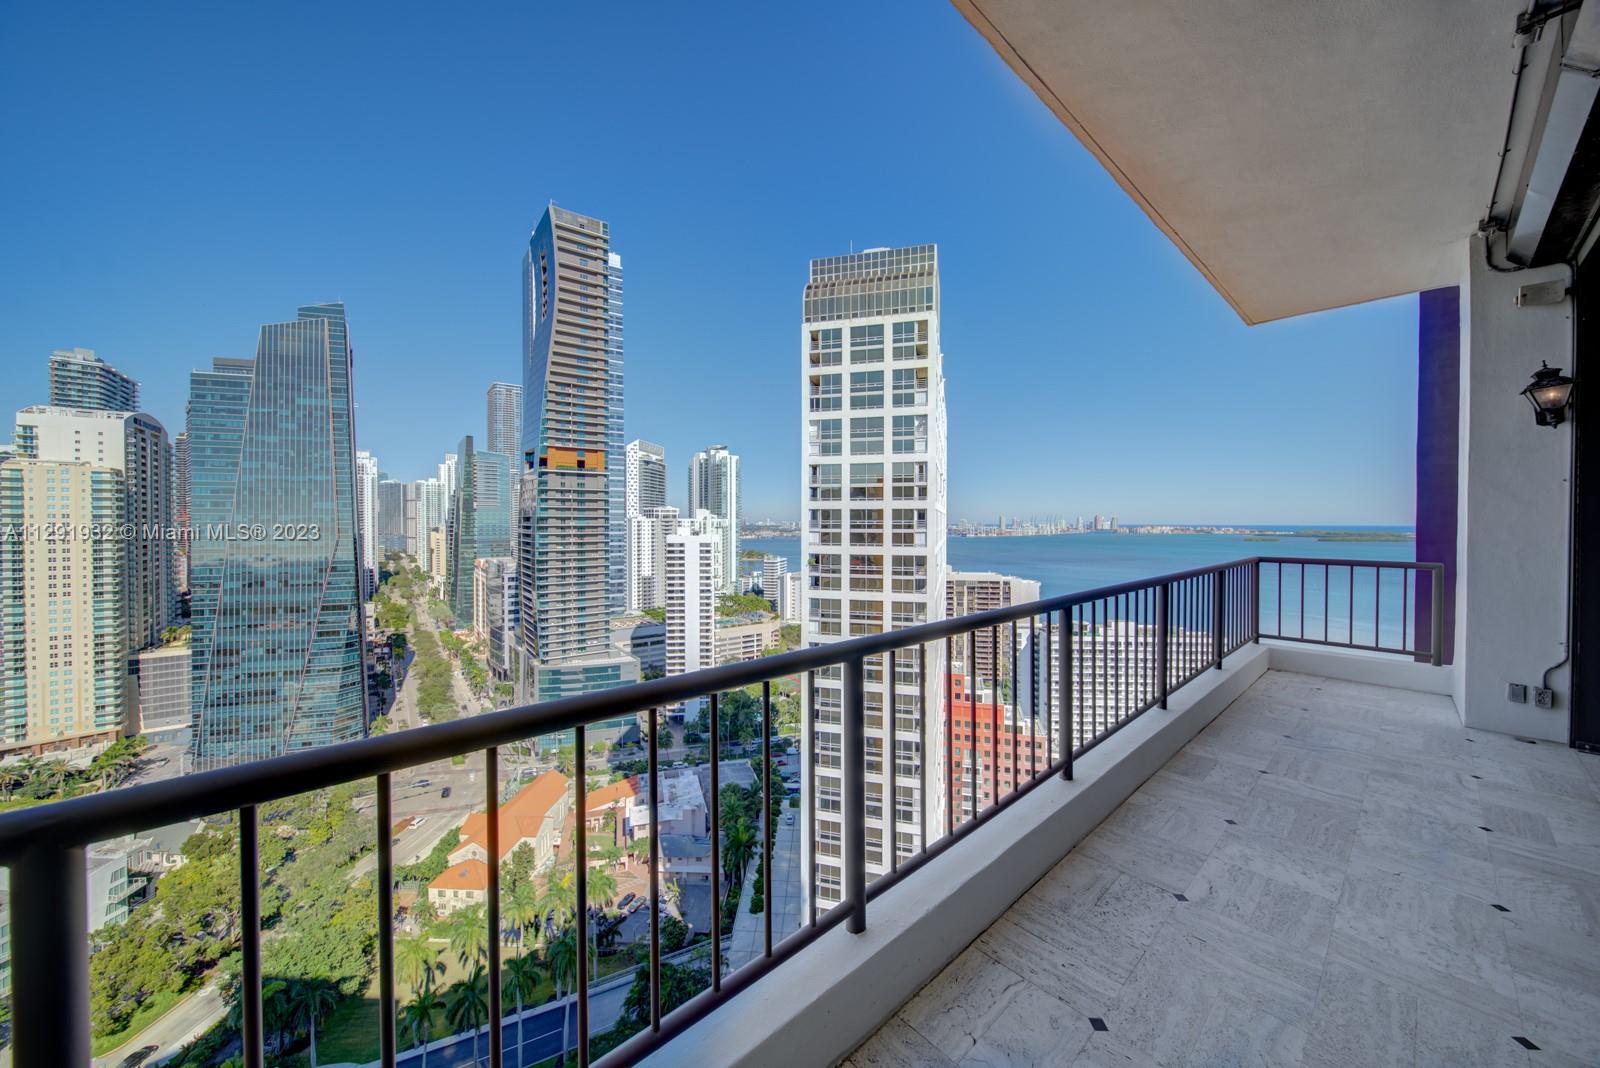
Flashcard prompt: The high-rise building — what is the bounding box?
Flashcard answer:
[187,303,366,770]
[355,450,379,598]
[684,508,730,593]
[0,459,128,751]
[800,244,948,912]
[518,205,638,701]
[47,348,139,412]
[447,436,481,627]
[664,530,716,714]
[414,476,445,575]
[486,382,523,459]
[687,445,740,594]
[14,406,176,652]
[947,571,1042,686]
[473,556,518,682]
[135,642,192,750]
[174,428,191,594]
[475,451,513,559]
[761,554,788,609]
[427,529,448,593]
[376,480,407,555]
[782,571,803,625]
[624,440,667,612]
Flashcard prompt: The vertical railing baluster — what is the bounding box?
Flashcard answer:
[376,773,396,1068]
[806,671,817,925]
[887,651,897,872]
[1374,566,1382,650]
[1009,621,1019,796]
[969,630,979,820]
[1060,608,1073,779]
[1030,616,1039,778]
[989,626,999,809]
[1401,566,1410,652]
[1157,583,1169,708]
[1043,619,1053,770]
[1213,568,1225,670]
[1348,565,1355,647]
[648,709,661,1031]
[575,725,589,1068]
[709,694,722,989]
[10,844,90,1066]
[843,655,867,934]
[1430,566,1444,666]
[762,682,773,956]
[918,645,928,855]
[240,805,263,1068]
[945,636,954,836]
[485,746,502,1068]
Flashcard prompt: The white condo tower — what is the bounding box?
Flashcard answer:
[799,245,948,915]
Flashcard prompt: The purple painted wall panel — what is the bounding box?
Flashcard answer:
[1416,286,1459,664]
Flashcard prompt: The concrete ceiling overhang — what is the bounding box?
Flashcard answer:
[952,0,1529,324]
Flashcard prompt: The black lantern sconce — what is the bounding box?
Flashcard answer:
[1521,362,1575,427]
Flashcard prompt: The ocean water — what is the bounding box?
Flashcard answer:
[743,527,1426,650]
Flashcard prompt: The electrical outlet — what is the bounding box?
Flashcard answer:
[1534,688,1555,709]
[1508,683,1528,703]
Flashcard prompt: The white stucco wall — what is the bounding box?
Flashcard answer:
[1456,236,1574,741]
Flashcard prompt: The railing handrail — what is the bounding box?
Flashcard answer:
[0,555,1262,856]
[0,554,1445,857]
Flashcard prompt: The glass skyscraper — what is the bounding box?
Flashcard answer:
[188,303,366,769]
[518,205,638,702]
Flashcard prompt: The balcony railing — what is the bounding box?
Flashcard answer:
[0,556,1440,1068]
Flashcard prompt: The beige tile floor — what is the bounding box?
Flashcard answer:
[847,670,1600,1068]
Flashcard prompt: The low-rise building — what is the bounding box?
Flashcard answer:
[624,766,707,841]
[428,770,570,914]
[135,643,191,747]
[714,615,782,665]
[659,834,712,884]
[610,616,666,675]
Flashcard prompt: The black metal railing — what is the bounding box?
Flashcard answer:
[0,556,1441,1068]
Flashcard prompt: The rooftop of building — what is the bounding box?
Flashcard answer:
[455,769,570,862]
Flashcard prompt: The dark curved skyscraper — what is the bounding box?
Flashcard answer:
[188,302,366,769]
[517,206,638,702]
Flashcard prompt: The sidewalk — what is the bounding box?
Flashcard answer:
[725,811,803,970]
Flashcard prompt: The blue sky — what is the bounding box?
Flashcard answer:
[0,1,1417,525]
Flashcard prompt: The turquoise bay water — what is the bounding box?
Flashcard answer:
[744,527,1426,651]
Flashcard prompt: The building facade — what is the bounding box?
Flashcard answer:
[187,303,366,769]
[47,348,139,412]
[687,445,740,594]
[624,440,667,612]
[518,205,637,701]
[135,642,192,748]
[761,554,788,609]
[0,459,127,750]
[13,405,177,654]
[486,382,523,459]
[800,245,948,911]
[664,531,716,714]
[355,450,378,598]
[946,571,1042,687]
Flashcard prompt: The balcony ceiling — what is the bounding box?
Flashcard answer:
[953,0,1527,323]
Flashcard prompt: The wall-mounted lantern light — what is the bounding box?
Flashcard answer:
[1521,362,1575,427]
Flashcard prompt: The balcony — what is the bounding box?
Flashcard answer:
[9,554,1538,1068]
[845,669,1600,1067]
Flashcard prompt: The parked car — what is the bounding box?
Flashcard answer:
[618,892,636,909]
[440,786,451,798]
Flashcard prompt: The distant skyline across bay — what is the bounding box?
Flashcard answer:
[0,1,1417,524]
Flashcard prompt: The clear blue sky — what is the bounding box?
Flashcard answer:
[0,1,1417,526]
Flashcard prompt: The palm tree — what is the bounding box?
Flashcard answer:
[0,765,24,802]
[286,979,339,1068]
[503,954,541,1061]
[585,865,618,911]
[723,819,756,886]
[505,880,540,958]
[396,934,440,998]
[445,964,489,1068]
[546,927,580,1058]
[446,905,488,969]
[540,868,577,938]
[403,987,443,1066]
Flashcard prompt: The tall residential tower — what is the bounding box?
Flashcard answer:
[688,445,740,594]
[518,206,638,701]
[624,439,667,612]
[799,245,948,912]
[47,349,139,412]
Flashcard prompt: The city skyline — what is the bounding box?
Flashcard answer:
[0,1,1417,526]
